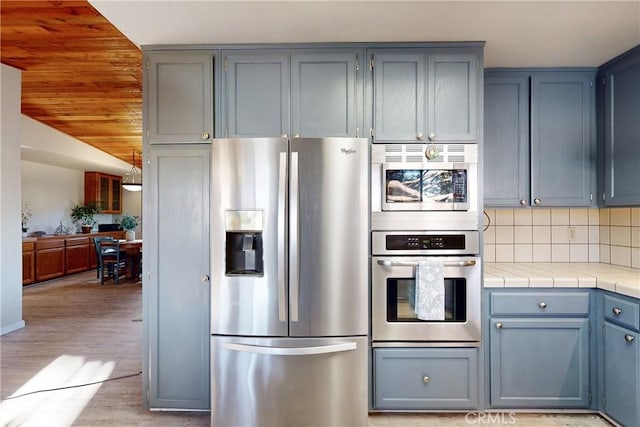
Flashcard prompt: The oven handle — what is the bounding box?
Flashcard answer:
[376,260,477,267]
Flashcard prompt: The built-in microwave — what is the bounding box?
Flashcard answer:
[371,144,479,231]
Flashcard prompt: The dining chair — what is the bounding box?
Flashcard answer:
[93,236,131,284]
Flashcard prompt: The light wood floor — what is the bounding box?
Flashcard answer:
[1,271,613,426]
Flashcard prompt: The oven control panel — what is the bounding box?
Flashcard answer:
[386,234,465,250]
[372,231,479,255]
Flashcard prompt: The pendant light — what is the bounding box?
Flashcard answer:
[122,151,142,192]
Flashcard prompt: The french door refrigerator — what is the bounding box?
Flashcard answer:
[211,137,369,427]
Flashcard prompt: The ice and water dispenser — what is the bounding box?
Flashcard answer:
[225,210,264,276]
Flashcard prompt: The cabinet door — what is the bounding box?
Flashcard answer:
[145,145,210,410]
[603,52,640,206]
[603,322,640,427]
[490,318,590,408]
[147,52,213,143]
[372,52,426,142]
[65,244,89,274]
[22,250,35,285]
[484,73,530,207]
[374,348,478,410]
[291,51,359,137]
[224,52,289,137]
[530,72,594,207]
[428,54,478,142]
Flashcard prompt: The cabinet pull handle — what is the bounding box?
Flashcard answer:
[423,376,431,384]
[520,199,527,206]
[533,198,542,205]
[538,302,547,309]
[495,322,503,329]
[625,334,635,343]
[201,131,210,140]
[612,307,622,316]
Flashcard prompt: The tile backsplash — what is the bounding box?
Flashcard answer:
[483,207,640,269]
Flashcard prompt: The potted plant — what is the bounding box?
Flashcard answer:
[118,213,140,241]
[70,202,101,233]
[21,202,32,237]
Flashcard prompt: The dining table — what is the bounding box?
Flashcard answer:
[118,239,142,280]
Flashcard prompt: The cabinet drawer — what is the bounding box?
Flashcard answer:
[374,348,478,410]
[36,239,64,250]
[22,241,35,252]
[490,291,590,316]
[604,294,640,331]
[66,237,90,246]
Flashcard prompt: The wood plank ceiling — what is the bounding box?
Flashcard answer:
[1,0,142,168]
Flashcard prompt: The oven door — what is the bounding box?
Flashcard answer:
[382,163,470,211]
[372,256,481,343]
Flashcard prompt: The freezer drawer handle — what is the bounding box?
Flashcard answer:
[377,260,476,267]
[222,341,357,356]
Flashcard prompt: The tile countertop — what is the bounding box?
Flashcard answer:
[484,263,640,299]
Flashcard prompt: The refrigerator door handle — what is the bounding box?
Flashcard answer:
[222,341,357,356]
[278,152,287,322]
[290,151,300,322]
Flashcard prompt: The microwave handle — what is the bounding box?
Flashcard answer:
[377,259,476,267]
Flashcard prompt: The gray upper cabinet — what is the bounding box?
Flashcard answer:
[484,73,529,206]
[372,49,479,143]
[599,46,640,206]
[223,52,289,138]
[291,52,359,137]
[531,72,594,207]
[144,144,211,410]
[222,49,362,138]
[146,51,213,143]
[484,69,595,208]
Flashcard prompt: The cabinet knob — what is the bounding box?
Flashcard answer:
[201,132,210,140]
[612,307,622,316]
[281,134,288,139]
[422,376,431,384]
[428,133,436,141]
[538,302,547,309]
[495,322,503,329]
[201,274,210,283]
[534,198,542,205]
[625,334,635,343]
[293,134,300,139]
[417,132,425,141]
[520,199,528,206]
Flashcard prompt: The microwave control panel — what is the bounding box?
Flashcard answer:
[385,234,466,251]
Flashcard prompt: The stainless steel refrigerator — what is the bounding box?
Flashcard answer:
[210,137,368,427]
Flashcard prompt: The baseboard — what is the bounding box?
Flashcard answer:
[1,319,25,336]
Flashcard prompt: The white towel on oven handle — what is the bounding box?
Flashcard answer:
[415,258,445,320]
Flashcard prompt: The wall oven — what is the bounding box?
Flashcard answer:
[371,143,479,231]
[371,231,481,344]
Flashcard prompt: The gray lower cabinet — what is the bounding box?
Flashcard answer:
[488,290,592,409]
[373,347,479,410]
[222,49,362,138]
[599,45,640,206]
[370,48,480,143]
[145,51,214,143]
[143,144,211,410]
[600,292,640,427]
[484,69,595,208]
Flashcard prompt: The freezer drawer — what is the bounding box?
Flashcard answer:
[211,336,367,427]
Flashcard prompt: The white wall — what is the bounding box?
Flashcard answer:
[21,161,84,234]
[122,189,143,238]
[1,64,25,335]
